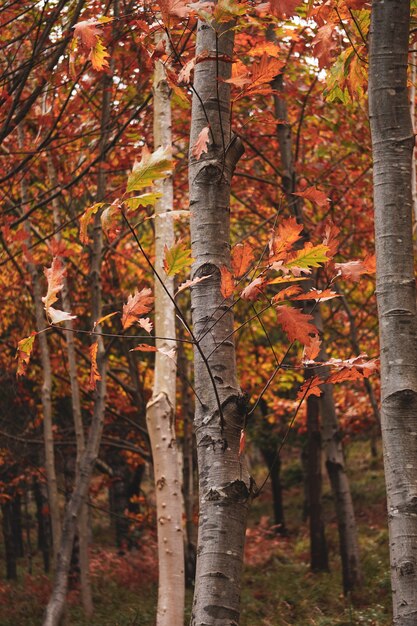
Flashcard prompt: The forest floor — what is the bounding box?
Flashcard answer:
[0,439,391,626]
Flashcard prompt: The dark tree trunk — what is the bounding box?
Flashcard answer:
[306,394,328,572]
[260,447,285,533]
[33,477,50,574]
[2,499,17,580]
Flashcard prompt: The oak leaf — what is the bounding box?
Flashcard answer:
[303,335,322,361]
[269,0,301,18]
[231,242,254,279]
[275,305,318,346]
[16,334,37,377]
[79,203,104,244]
[88,342,102,391]
[285,242,330,274]
[138,317,153,333]
[191,127,210,160]
[241,276,266,301]
[127,146,172,193]
[122,288,154,330]
[335,255,375,281]
[175,275,211,296]
[269,216,303,262]
[163,240,194,276]
[89,38,110,71]
[293,186,329,208]
[312,24,338,70]
[220,266,234,298]
[292,288,340,302]
[296,376,323,402]
[130,344,158,352]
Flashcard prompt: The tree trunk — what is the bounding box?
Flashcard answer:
[47,154,93,617]
[145,43,185,626]
[189,17,252,626]
[2,499,17,580]
[271,53,360,587]
[369,3,417,624]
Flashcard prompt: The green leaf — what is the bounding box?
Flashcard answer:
[163,240,194,276]
[124,193,162,211]
[126,146,172,193]
[286,243,330,271]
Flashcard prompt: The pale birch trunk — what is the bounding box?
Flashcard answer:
[145,47,185,626]
[18,127,61,565]
[369,2,417,624]
[189,17,251,626]
[46,156,93,617]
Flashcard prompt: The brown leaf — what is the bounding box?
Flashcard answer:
[88,342,102,391]
[191,127,210,160]
[122,288,154,330]
[275,305,318,346]
[293,186,329,208]
[241,276,266,301]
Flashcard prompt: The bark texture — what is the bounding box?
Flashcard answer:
[369,3,417,624]
[189,18,251,626]
[146,47,185,626]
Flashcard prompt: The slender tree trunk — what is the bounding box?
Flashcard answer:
[189,17,252,626]
[178,338,197,587]
[369,3,417,624]
[18,126,61,565]
[33,477,50,573]
[271,56,360,587]
[47,155,93,617]
[145,44,185,625]
[260,447,285,532]
[2,499,17,579]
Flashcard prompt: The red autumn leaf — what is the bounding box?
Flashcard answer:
[130,344,158,352]
[296,376,323,402]
[191,127,210,160]
[122,288,154,330]
[326,368,364,385]
[272,285,303,303]
[241,276,267,301]
[303,334,322,361]
[248,54,285,90]
[88,342,102,391]
[269,216,303,262]
[269,0,301,18]
[312,24,338,70]
[323,221,340,259]
[238,429,246,457]
[73,19,102,48]
[293,186,329,209]
[345,0,369,8]
[220,266,235,298]
[275,305,318,346]
[292,288,340,302]
[231,242,255,279]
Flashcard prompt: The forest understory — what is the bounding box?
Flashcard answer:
[0,440,390,626]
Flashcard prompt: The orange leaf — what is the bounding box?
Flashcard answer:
[303,335,322,361]
[292,288,340,302]
[275,305,318,346]
[220,266,234,298]
[122,288,154,330]
[42,257,66,310]
[326,368,363,385]
[175,275,211,296]
[191,127,210,160]
[231,242,254,279]
[269,216,303,262]
[130,344,158,352]
[323,221,340,259]
[296,376,323,402]
[272,285,303,302]
[88,342,102,391]
[73,19,102,48]
[293,186,329,208]
[89,38,110,71]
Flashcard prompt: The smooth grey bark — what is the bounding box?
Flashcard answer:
[369,2,417,624]
[189,16,252,626]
